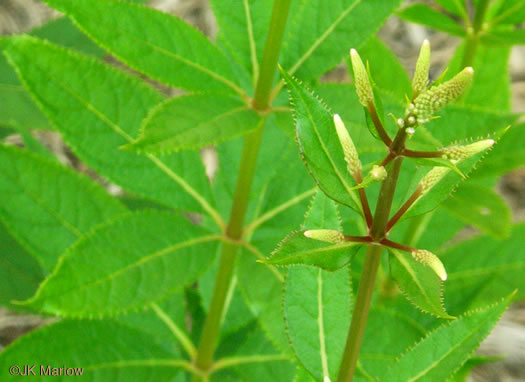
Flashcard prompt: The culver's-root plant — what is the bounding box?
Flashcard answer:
[0,0,524,381]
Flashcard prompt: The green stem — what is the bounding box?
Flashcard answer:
[193,0,292,376]
[337,156,404,382]
[461,0,490,68]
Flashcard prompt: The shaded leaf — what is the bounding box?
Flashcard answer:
[0,144,126,271]
[442,183,511,238]
[389,249,452,318]
[126,94,260,154]
[397,4,465,36]
[23,211,218,316]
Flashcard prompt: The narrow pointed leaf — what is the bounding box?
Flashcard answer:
[443,184,511,238]
[23,211,218,316]
[389,249,452,318]
[281,0,402,81]
[397,4,465,37]
[43,0,243,94]
[126,94,260,154]
[285,266,352,381]
[379,295,512,382]
[443,224,525,312]
[0,320,183,381]
[0,144,126,271]
[281,69,361,212]
[2,36,213,214]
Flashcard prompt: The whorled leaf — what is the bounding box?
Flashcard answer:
[1,36,216,217]
[43,0,244,95]
[280,69,362,213]
[389,249,453,319]
[0,144,126,271]
[22,211,219,317]
[125,93,260,154]
[378,294,512,382]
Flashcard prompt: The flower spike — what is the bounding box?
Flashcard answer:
[334,114,362,175]
[442,139,494,163]
[412,249,447,281]
[304,229,345,244]
[350,49,374,107]
[412,39,430,97]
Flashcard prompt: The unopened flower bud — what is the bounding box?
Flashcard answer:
[413,67,474,124]
[419,166,450,194]
[354,165,387,189]
[334,114,361,175]
[304,229,345,244]
[350,49,374,107]
[442,139,494,163]
[412,249,447,281]
[412,39,430,96]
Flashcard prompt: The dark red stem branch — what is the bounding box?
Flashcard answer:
[385,187,423,233]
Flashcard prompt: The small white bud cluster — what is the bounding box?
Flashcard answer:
[413,67,474,124]
[334,114,362,175]
[370,165,387,181]
[350,49,374,107]
[442,139,495,163]
[304,229,345,244]
[412,249,447,281]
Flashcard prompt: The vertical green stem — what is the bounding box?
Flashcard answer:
[337,156,404,382]
[461,0,490,67]
[193,0,292,376]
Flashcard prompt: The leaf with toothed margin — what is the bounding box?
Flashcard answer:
[1,35,214,215]
[265,191,362,270]
[21,211,219,317]
[389,248,453,319]
[0,144,127,272]
[264,232,361,271]
[42,0,243,94]
[284,191,352,381]
[124,93,261,154]
[377,293,513,382]
[0,319,185,381]
[280,69,362,213]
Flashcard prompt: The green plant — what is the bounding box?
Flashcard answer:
[0,0,524,381]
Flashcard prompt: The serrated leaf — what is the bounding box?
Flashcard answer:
[435,0,467,17]
[443,224,525,313]
[22,211,219,317]
[491,0,525,25]
[285,266,352,381]
[210,0,272,86]
[389,248,452,318]
[2,36,216,216]
[0,221,44,308]
[281,0,402,81]
[281,69,362,212]
[266,232,361,270]
[483,28,525,45]
[442,183,511,238]
[397,4,466,37]
[408,157,465,178]
[446,355,502,382]
[0,144,126,271]
[0,319,184,381]
[378,295,512,382]
[43,0,244,95]
[126,94,260,154]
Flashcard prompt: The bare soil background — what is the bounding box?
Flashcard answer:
[1,1,524,380]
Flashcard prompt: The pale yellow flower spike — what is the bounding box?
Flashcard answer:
[304,229,345,244]
[350,49,374,107]
[334,114,362,175]
[419,166,450,195]
[442,139,495,163]
[412,39,430,96]
[412,249,447,281]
